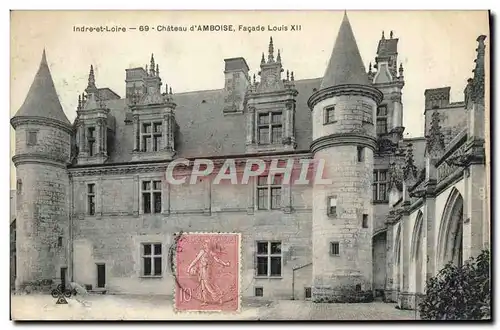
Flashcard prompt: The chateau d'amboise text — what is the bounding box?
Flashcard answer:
[72,24,303,33]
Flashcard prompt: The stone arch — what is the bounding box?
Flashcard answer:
[410,211,424,294]
[437,188,464,269]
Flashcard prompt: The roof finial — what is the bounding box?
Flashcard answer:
[276,49,281,62]
[382,31,385,40]
[150,54,155,76]
[252,74,256,85]
[78,94,82,110]
[399,62,404,77]
[286,70,290,81]
[390,30,394,39]
[290,71,294,81]
[145,64,148,74]
[169,87,172,95]
[165,83,168,94]
[261,52,265,64]
[87,65,96,90]
[41,48,48,66]
[156,64,159,76]
[268,37,274,63]
[368,62,372,74]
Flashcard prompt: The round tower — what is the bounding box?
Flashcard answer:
[11,50,72,291]
[308,13,383,302]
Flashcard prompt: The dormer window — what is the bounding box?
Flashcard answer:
[376,105,388,135]
[87,127,96,156]
[141,122,163,152]
[324,105,336,125]
[257,111,282,145]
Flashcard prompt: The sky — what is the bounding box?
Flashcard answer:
[9,10,490,187]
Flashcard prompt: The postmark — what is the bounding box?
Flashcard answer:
[173,232,240,312]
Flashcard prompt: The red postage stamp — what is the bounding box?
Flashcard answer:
[175,233,240,312]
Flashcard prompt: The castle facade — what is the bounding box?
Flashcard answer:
[11,13,489,308]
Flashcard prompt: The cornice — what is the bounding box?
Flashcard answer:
[12,153,69,168]
[307,84,384,109]
[10,116,73,134]
[310,133,378,154]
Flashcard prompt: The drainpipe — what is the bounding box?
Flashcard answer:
[292,263,312,300]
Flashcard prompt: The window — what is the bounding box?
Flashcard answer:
[373,170,388,202]
[27,131,38,146]
[357,146,364,162]
[87,127,96,156]
[376,105,388,135]
[141,122,163,152]
[254,287,263,297]
[257,112,282,145]
[362,214,369,228]
[304,287,312,299]
[330,242,340,256]
[16,179,22,194]
[142,180,162,214]
[257,175,282,210]
[87,183,95,216]
[58,236,63,247]
[141,243,162,276]
[324,105,336,124]
[355,284,362,292]
[256,241,282,277]
[327,196,337,217]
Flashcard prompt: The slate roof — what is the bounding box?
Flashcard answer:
[103,77,321,163]
[320,12,369,89]
[13,50,71,125]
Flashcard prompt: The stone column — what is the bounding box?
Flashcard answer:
[96,120,101,155]
[247,177,254,215]
[103,120,107,156]
[246,106,255,146]
[78,122,85,155]
[464,164,486,260]
[169,114,175,151]
[204,178,211,215]
[163,115,169,151]
[384,212,395,302]
[398,203,412,309]
[162,181,170,216]
[133,175,139,217]
[133,115,139,151]
[391,93,403,130]
[281,182,292,214]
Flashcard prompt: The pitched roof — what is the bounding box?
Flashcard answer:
[320,12,369,89]
[102,78,320,163]
[13,50,70,125]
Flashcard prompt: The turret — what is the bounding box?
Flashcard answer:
[10,50,72,291]
[308,12,383,302]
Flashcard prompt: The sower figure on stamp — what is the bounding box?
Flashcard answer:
[186,240,230,306]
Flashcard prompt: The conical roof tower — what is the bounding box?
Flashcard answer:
[320,12,370,89]
[12,50,70,126]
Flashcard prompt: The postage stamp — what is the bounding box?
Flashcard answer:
[174,233,241,312]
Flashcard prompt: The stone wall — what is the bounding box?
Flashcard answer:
[71,173,312,298]
[15,163,69,289]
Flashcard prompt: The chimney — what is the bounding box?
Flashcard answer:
[223,57,250,113]
[125,67,148,104]
[424,87,450,110]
